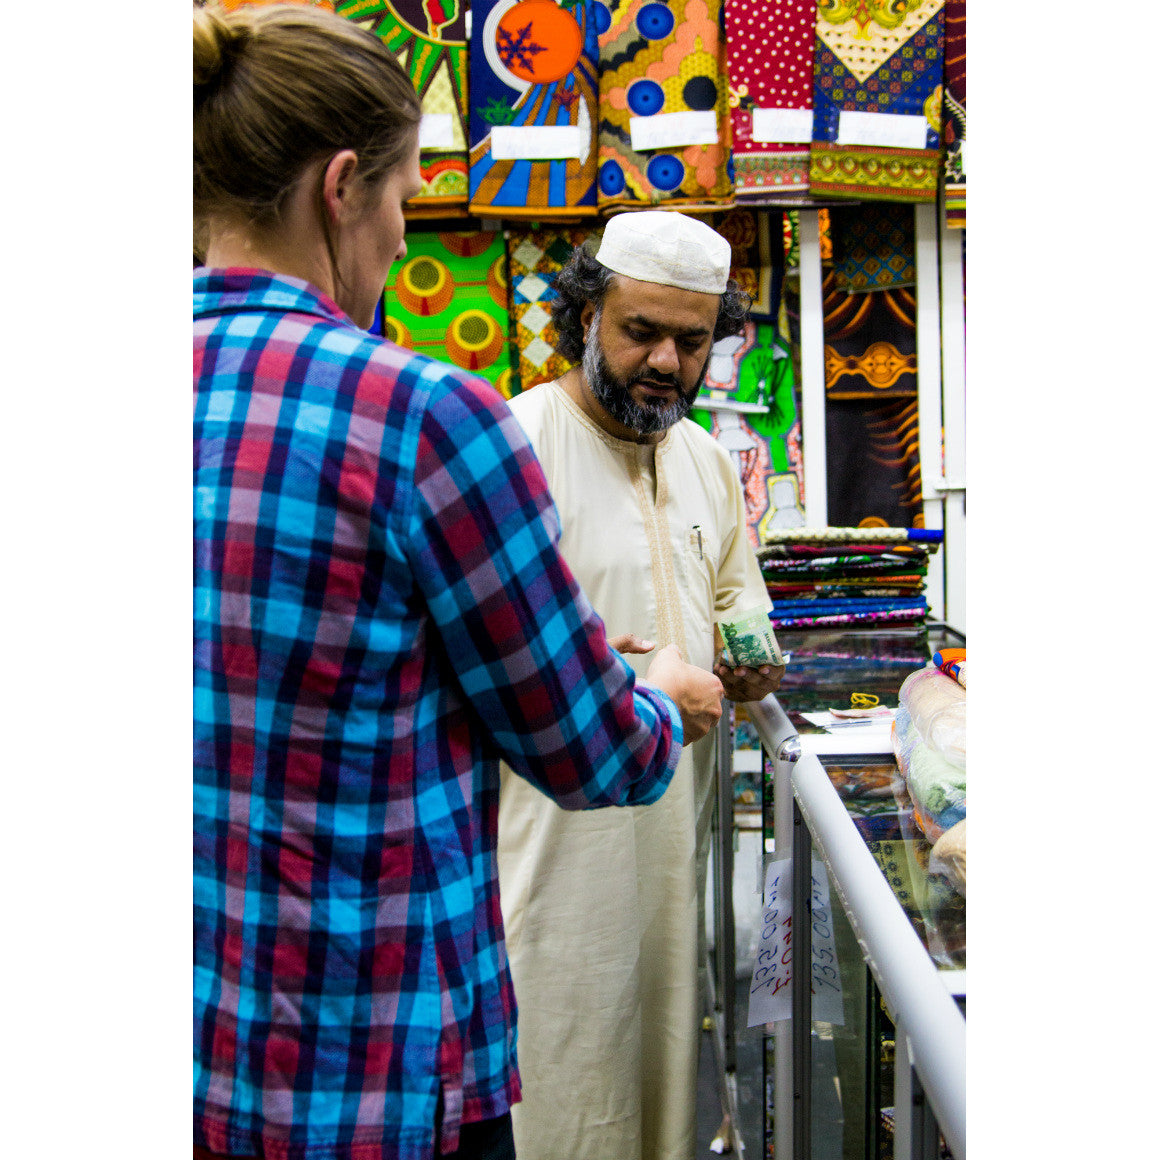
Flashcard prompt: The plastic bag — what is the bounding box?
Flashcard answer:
[892,665,966,841]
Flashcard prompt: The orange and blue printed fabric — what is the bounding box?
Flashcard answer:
[809,0,945,203]
[724,0,817,199]
[506,225,602,392]
[383,230,519,399]
[468,0,600,217]
[337,0,470,210]
[596,0,733,209]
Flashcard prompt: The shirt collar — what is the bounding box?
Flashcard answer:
[193,267,355,329]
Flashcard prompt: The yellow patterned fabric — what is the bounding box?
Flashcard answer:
[809,0,945,203]
[338,1,470,208]
[506,225,602,392]
[596,0,733,209]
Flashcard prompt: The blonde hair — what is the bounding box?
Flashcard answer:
[193,3,421,251]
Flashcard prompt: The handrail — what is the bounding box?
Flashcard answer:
[744,694,966,1160]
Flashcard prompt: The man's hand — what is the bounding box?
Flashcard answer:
[713,656,786,703]
[643,643,724,744]
[608,632,656,655]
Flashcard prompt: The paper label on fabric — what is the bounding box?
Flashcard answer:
[752,107,814,144]
[836,110,929,150]
[747,858,845,1027]
[419,114,454,151]
[629,111,719,151]
[490,125,586,160]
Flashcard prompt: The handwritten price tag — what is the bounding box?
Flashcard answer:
[746,858,845,1028]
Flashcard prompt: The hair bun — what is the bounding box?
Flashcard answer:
[193,7,252,99]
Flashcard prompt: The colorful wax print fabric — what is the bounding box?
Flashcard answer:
[383,230,519,398]
[714,207,780,319]
[781,269,921,527]
[826,397,922,527]
[724,0,816,198]
[942,0,965,228]
[691,318,805,546]
[218,0,334,9]
[338,1,470,209]
[809,0,945,203]
[782,208,833,272]
[596,0,733,209]
[506,224,602,391]
[831,203,915,293]
[468,1,600,217]
[822,271,916,398]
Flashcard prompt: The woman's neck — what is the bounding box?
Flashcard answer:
[203,220,335,300]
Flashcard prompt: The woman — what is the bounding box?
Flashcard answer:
[193,7,723,1160]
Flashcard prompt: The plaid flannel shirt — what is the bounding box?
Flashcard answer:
[193,270,683,1160]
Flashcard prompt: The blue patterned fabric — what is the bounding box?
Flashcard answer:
[193,268,682,1160]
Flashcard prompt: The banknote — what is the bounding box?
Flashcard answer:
[718,606,784,668]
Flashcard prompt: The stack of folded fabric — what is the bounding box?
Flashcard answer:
[757,526,942,629]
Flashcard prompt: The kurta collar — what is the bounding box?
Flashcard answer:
[547,377,676,458]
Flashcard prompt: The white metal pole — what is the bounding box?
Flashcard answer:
[914,203,946,623]
[792,753,966,1160]
[938,220,967,633]
[798,210,827,527]
[743,696,800,1160]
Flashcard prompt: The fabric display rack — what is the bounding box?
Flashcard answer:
[319,0,969,630]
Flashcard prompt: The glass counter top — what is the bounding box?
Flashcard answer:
[763,625,966,972]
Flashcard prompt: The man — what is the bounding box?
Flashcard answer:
[497,212,785,1160]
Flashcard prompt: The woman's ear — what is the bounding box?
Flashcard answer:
[321,149,361,225]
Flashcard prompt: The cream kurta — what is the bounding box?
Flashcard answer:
[497,380,771,1160]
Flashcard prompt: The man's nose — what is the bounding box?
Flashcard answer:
[647,337,680,375]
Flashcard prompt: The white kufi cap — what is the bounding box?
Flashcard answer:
[594,210,732,295]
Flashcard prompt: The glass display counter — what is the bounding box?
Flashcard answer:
[746,625,966,1160]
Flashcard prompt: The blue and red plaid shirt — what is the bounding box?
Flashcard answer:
[193,270,683,1160]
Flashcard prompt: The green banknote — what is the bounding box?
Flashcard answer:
[719,606,784,668]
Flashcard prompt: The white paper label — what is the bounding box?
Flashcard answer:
[837,110,929,150]
[629,110,719,151]
[418,113,454,151]
[747,857,845,1028]
[490,125,586,160]
[751,107,814,144]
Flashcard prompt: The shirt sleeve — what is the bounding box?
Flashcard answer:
[403,365,683,810]
[713,443,776,623]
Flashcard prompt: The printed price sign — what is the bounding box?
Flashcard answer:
[747,857,845,1028]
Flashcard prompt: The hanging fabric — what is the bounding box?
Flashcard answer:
[942,0,966,228]
[217,0,335,8]
[505,224,602,392]
[467,0,601,218]
[691,317,805,546]
[714,207,780,320]
[335,2,469,211]
[383,230,518,398]
[596,0,733,210]
[830,203,916,294]
[808,0,945,203]
[723,0,816,199]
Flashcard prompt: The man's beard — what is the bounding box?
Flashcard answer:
[582,311,708,436]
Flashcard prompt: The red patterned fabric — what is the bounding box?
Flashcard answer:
[725,0,816,198]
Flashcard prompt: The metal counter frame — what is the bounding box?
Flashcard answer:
[745,695,966,1160]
